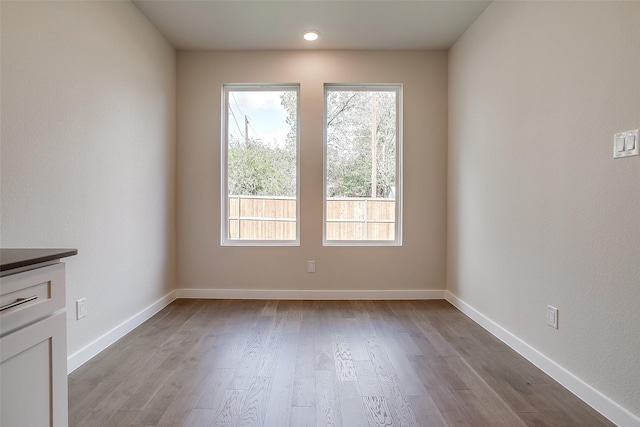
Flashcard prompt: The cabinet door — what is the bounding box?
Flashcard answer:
[1,311,68,427]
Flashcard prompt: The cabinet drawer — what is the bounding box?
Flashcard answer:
[0,263,65,336]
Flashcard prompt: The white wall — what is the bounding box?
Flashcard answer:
[177,51,447,296]
[449,1,640,420]
[1,1,176,357]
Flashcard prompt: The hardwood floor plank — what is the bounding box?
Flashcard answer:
[182,408,217,427]
[263,333,298,425]
[381,335,428,397]
[407,395,447,427]
[214,333,251,370]
[213,389,247,427]
[289,406,316,427]
[343,317,370,361]
[425,384,476,426]
[363,335,396,378]
[393,332,423,357]
[194,368,235,409]
[68,343,132,404]
[316,370,342,427]
[444,356,528,426]
[255,347,279,378]
[156,368,225,426]
[135,333,231,425]
[524,383,615,426]
[293,319,316,407]
[407,354,468,391]
[260,300,279,316]
[70,377,128,425]
[451,388,503,427]
[130,370,188,426]
[242,315,271,358]
[385,300,413,317]
[407,315,459,358]
[376,373,420,427]
[315,309,334,372]
[76,384,139,427]
[231,355,260,390]
[362,396,394,426]
[100,347,162,385]
[350,300,379,342]
[518,411,567,427]
[84,350,179,426]
[373,302,405,332]
[316,340,335,371]
[264,311,288,349]
[270,333,298,390]
[237,377,273,427]
[156,332,201,371]
[262,386,294,427]
[354,360,383,396]
[333,333,357,381]
[338,381,369,427]
[490,349,551,386]
[453,345,541,413]
[280,300,302,335]
[104,409,140,427]
[118,368,172,411]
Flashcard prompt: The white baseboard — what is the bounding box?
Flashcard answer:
[67,290,177,374]
[176,288,446,300]
[445,291,640,427]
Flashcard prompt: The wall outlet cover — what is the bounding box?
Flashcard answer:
[307,260,316,273]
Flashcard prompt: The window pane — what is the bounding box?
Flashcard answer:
[324,86,401,244]
[223,86,298,244]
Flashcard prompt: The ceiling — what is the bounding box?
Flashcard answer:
[132,1,491,51]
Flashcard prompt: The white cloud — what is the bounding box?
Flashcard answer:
[232,91,284,113]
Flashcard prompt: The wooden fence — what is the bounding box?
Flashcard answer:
[228,195,395,240]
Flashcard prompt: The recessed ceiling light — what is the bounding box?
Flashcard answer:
[303,30,320,41]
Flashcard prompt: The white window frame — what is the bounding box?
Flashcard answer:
[323,83,403,247]
[221,83,301,246]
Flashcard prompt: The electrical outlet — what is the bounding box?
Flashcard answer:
[547,305,558,329]
[76,298,87,320]
[307,260,316,273]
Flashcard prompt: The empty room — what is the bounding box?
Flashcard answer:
[0,1,638,426]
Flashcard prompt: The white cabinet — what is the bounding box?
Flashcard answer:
[0,262,69,427]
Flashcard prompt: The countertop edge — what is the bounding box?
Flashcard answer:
[0,249,78,272]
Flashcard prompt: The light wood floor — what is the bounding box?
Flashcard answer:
[68,299,614,426]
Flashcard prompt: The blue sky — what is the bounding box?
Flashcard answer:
[228,91,291,147]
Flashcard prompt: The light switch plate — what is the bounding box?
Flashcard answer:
[613,129,639,158]
[76,298,87,320]
[547,305,558,329]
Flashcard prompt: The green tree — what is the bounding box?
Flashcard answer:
[228,135,295,197]
[326,90,397,198]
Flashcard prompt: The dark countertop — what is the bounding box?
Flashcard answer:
[0,248,78,272]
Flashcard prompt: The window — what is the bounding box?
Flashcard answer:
[221,84,300,245]
[324,84,402,246]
